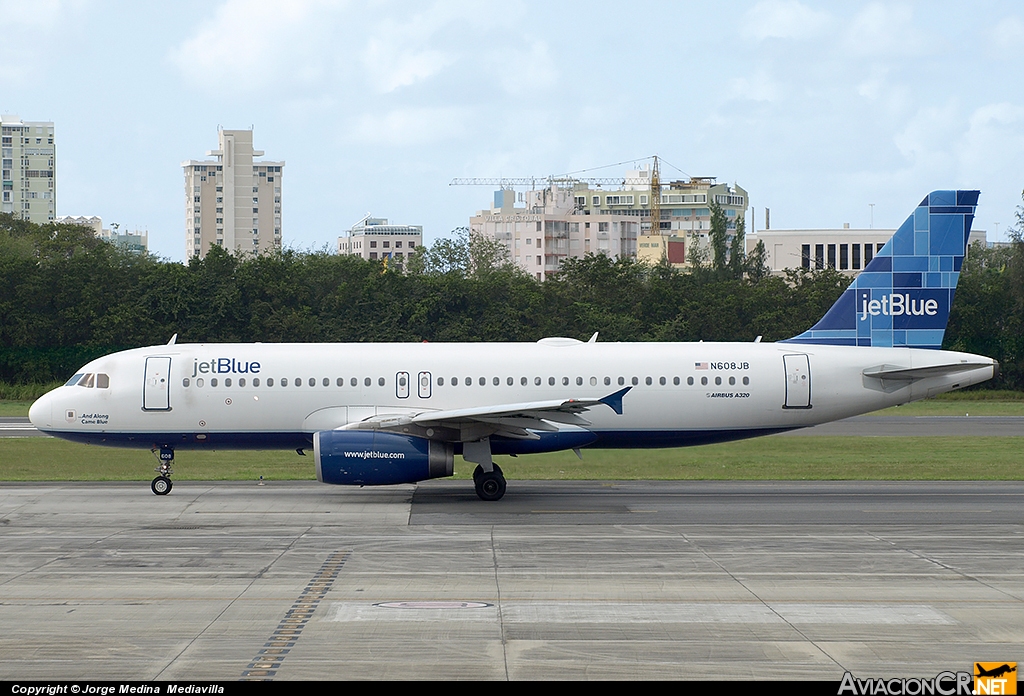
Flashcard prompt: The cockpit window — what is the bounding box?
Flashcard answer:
[80,373,95,388]
[96,373,109,389]
[65,374,84,387]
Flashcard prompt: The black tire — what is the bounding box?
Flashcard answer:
[474,469,506,501]
[151,476,172,496]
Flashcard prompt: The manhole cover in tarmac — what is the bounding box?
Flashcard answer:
[374,601,492,609]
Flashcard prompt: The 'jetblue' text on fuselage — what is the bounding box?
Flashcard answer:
[191,358,261,377]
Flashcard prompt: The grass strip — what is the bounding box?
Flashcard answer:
[1,436,1021,482]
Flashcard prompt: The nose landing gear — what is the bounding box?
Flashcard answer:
[151,446,174,495]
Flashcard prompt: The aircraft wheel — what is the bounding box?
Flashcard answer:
[474,466,506,502]
[151,475,172,496]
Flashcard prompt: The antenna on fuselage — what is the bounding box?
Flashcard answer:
[167,334,178,345]
[588,332,599,343]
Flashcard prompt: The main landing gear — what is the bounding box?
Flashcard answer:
[473,463,506,502]
[151,446,174,495]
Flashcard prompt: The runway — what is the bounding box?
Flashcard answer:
[0,480,1021,680]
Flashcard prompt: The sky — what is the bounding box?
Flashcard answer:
[3,0,1023,261]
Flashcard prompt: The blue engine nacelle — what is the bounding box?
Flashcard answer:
[314,430,454,485]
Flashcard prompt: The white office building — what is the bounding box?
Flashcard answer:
[337,215,422,263]
[1,115,56,223]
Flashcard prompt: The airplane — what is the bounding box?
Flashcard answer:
[28,190,998,501]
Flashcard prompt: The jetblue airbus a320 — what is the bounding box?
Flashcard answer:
[29,191,998,500]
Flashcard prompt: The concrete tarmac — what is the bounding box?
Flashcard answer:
[0,480,1021,681]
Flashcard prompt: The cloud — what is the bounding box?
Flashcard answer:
[844,3,925,57]
[168,0,345,93]
[349,106,470,146]
[741,0,831,41]
[990,16,1024,58]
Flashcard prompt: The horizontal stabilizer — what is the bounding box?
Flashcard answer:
[862,361,994,381]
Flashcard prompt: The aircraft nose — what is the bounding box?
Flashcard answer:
[29,392,53,430]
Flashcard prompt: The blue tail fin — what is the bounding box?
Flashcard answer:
[783,190,979,349]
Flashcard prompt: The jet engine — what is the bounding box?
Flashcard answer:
[314,430,454,485]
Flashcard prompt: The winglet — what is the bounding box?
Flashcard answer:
[598,386,631,415]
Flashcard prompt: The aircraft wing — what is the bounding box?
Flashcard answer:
[342,387,631,440]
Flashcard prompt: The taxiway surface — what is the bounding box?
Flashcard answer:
[0,480,1021,680]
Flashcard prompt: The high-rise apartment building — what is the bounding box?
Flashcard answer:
[182,129,283,258]
[1,115,56,223]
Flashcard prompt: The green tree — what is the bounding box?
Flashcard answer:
[709,201,729,276]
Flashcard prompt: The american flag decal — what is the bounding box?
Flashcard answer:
[695,362,708,370]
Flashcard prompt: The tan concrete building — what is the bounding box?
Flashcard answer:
[183,129,283,258]
[471,171,747,279]
[471,186,640,280]
[1,115,56,223]
[747,225,987,276]
[337,215,422,263]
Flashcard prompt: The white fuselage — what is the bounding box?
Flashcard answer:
[29,340,997,452]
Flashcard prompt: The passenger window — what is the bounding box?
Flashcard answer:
[337,378,343,387]
[743,376,750,385]
[438,377,445,386]
[364,377,371,387]
[701,376,708,386]
[631,377,639,386]
[211,378,218,387]
[493,377,499,386]
[729,376,735,385]
[479,377,485,386]
[687,377,694,386]
[548,377,555,386]
[562,377,569,386]
[225,378,232,387]
[604,377,610,386]
[351,378,357,387]
[673,377,680,385]
[282,378,288,386]
[590,377,597,386]
[465,377,472,386]
[267,378,274,387]
[507,377,513,386]
[239,378,246,387]
[295,378,302,387]
[182,378,190,388]
[534,377,541,386]
[96,373,109,388]
[378,377,385,387]
[450,377,457,386]
[322,377,328,387]
[197,378,205,387]
[617,377,624,386]
[521,377,527,386]
[715,377,722,385]
[645,377,652,386]
[253,378,260,387]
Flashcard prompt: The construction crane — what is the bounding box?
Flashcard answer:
[450,155,669,235]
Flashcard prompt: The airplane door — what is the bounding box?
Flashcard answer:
[143,357,172,411]
[783,354,811,409]
[418,371,432,399]
[396,372,410,399]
